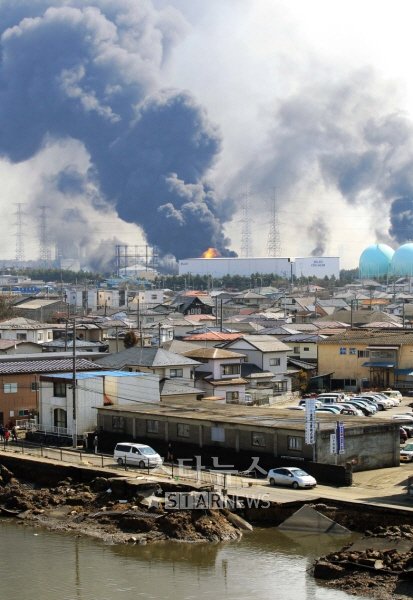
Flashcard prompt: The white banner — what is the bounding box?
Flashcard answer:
[330,433,337,455]
[305,398,316,445]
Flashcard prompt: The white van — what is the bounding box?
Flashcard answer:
[381,390,403,404]
[114,442,163,468]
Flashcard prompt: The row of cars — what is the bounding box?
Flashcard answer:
[290,390,402,417]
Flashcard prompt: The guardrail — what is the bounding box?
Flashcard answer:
[0,439,259,490]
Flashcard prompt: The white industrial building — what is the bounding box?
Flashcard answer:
[179,256,340,279]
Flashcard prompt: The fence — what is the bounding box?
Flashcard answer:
[0,439,259,490]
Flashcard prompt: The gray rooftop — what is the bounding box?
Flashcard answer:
[94,346,201,369]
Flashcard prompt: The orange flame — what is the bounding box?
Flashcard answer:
[201,247,221,258]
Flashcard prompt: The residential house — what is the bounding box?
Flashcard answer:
[0,355,101,427]
[94,347,201,384]
[13,298,68,322]
[0,317,54,345]
[172,294,215,316]
[223,335,292,393]
[182,347,249,404]
[318,330,413,391]
[0,340,42,355]
[280,333,325,363]
[39,370,159,438]
[182,331,243,347]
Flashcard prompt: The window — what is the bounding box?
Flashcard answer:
[293,346,300,354]
[339,347,347,355]
[221,364,241,376]
[358,350,369,358]
[303,347,310,352]
[287,436,303,451]
[37,332,44,342]
[18,409,29,417]
[16,333,27,341]
[31,382,39,392]
[349,348,357,355]
[211,426,225,442]
[226,391,239,402]
[269,357,281,366]
[4,383,17,394]
[170,368,183,378]
[177,423,190,438]
[273,380,288,392]
[252,432,266,447]
[151,294,157,300]
[146,419,159,434]
[53,408,67,429]
[53,382,66,397]
[370,350,396,359]
[47,331,53,341]
[112,416,125,431]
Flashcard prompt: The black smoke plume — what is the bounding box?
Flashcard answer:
[0,0,235,261]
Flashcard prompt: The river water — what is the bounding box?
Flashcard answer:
[0,520,365,600]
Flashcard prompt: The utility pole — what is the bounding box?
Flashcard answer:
[72,318,77,448]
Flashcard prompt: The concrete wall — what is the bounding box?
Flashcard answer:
[317,423,400,471]
[97,408,399,471]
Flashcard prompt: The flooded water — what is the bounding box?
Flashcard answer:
[0,519,365,600]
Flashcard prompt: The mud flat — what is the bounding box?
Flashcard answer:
[0,464,244,545]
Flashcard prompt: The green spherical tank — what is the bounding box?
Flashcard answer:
[392,243,413,277]
[359,244,394,279]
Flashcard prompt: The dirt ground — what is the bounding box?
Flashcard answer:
[0,464,243,545]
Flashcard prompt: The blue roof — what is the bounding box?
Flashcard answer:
[44,370,150,380]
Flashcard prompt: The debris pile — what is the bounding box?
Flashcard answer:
[314,525,413,599]
[0,465,245,545]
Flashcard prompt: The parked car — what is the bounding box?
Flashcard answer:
[113,442,163,468]
[338,405,364,417]
[360,394,392,410]
[392,414,413,422]
[298,399,323,408]
[349,399,377,415]
[382,390,403,404]
[267,467,317,489]
[400,443,413,462]
[315,406,342,414]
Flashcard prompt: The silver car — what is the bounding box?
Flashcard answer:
[267,467,317,489]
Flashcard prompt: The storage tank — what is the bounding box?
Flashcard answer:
[392,243,413,277]
[359,244,394,279]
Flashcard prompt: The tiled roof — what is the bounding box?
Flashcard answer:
[183,347,245,360]
[0,358,100,374]
[95,347,200,369]
[183,332,243,342]
[318,330,413,345]
[0,317,52,330]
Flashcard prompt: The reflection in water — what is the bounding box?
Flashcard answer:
[0,519,364,600]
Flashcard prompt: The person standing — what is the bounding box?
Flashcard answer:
[4,428,10,445]
[0,424,4,442]
[93,434,98,454]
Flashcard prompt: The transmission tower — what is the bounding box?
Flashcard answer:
[240,192,252,258]
[14,203,25,263]
[267,190,282,257]
[39,205,51,263]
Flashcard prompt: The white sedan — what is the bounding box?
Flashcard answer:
[267,467,317,489]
